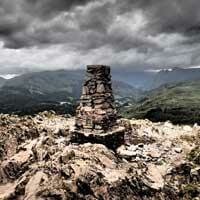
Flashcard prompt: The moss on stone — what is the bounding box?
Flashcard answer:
[188,146,200,165]
[181,183,200,198]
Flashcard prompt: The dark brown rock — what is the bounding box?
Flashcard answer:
[70,127,125,150]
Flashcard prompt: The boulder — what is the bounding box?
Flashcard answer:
[70,127,125,150]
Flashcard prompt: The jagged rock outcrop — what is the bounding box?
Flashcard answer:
[0,112,199,199]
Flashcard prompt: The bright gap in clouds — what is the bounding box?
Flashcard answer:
[0,74,20,79]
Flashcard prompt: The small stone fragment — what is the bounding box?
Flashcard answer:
[174,147,182,153]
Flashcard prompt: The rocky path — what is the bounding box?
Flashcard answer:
[0,112,199,199]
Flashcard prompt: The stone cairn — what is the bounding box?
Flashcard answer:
[75,65,117,133]
[72,65,125,150]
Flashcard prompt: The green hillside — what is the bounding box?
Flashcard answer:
[122,80,200,124]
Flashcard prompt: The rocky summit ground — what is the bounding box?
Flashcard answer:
[0,111,199,200]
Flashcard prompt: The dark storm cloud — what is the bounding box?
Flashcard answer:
[1,0,200,49]
[119,0,200,36]
[22,0,93,19]
[0,1,25,35]
[0,0,93,48]
[0,19,25,36]
[117,0,200,35]
[0,0,200,71]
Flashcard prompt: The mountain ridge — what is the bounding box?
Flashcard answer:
[150,67,200,89]
[0,77,6,87]
[0,69,141,115]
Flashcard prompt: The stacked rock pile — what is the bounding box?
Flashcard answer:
[75,65,118,133]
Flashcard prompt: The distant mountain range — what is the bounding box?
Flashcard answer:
[112,69,155,90]
[0,70,140,114]
[0,77,6,87]
[113,67,200,90]
[1,67,200,119]
[150,67,200,89]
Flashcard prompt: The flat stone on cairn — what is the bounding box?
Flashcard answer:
[71,65,125,150]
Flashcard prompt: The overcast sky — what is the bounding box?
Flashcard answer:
[0,0,200,73]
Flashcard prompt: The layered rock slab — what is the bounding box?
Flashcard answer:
[71,127,125,150]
